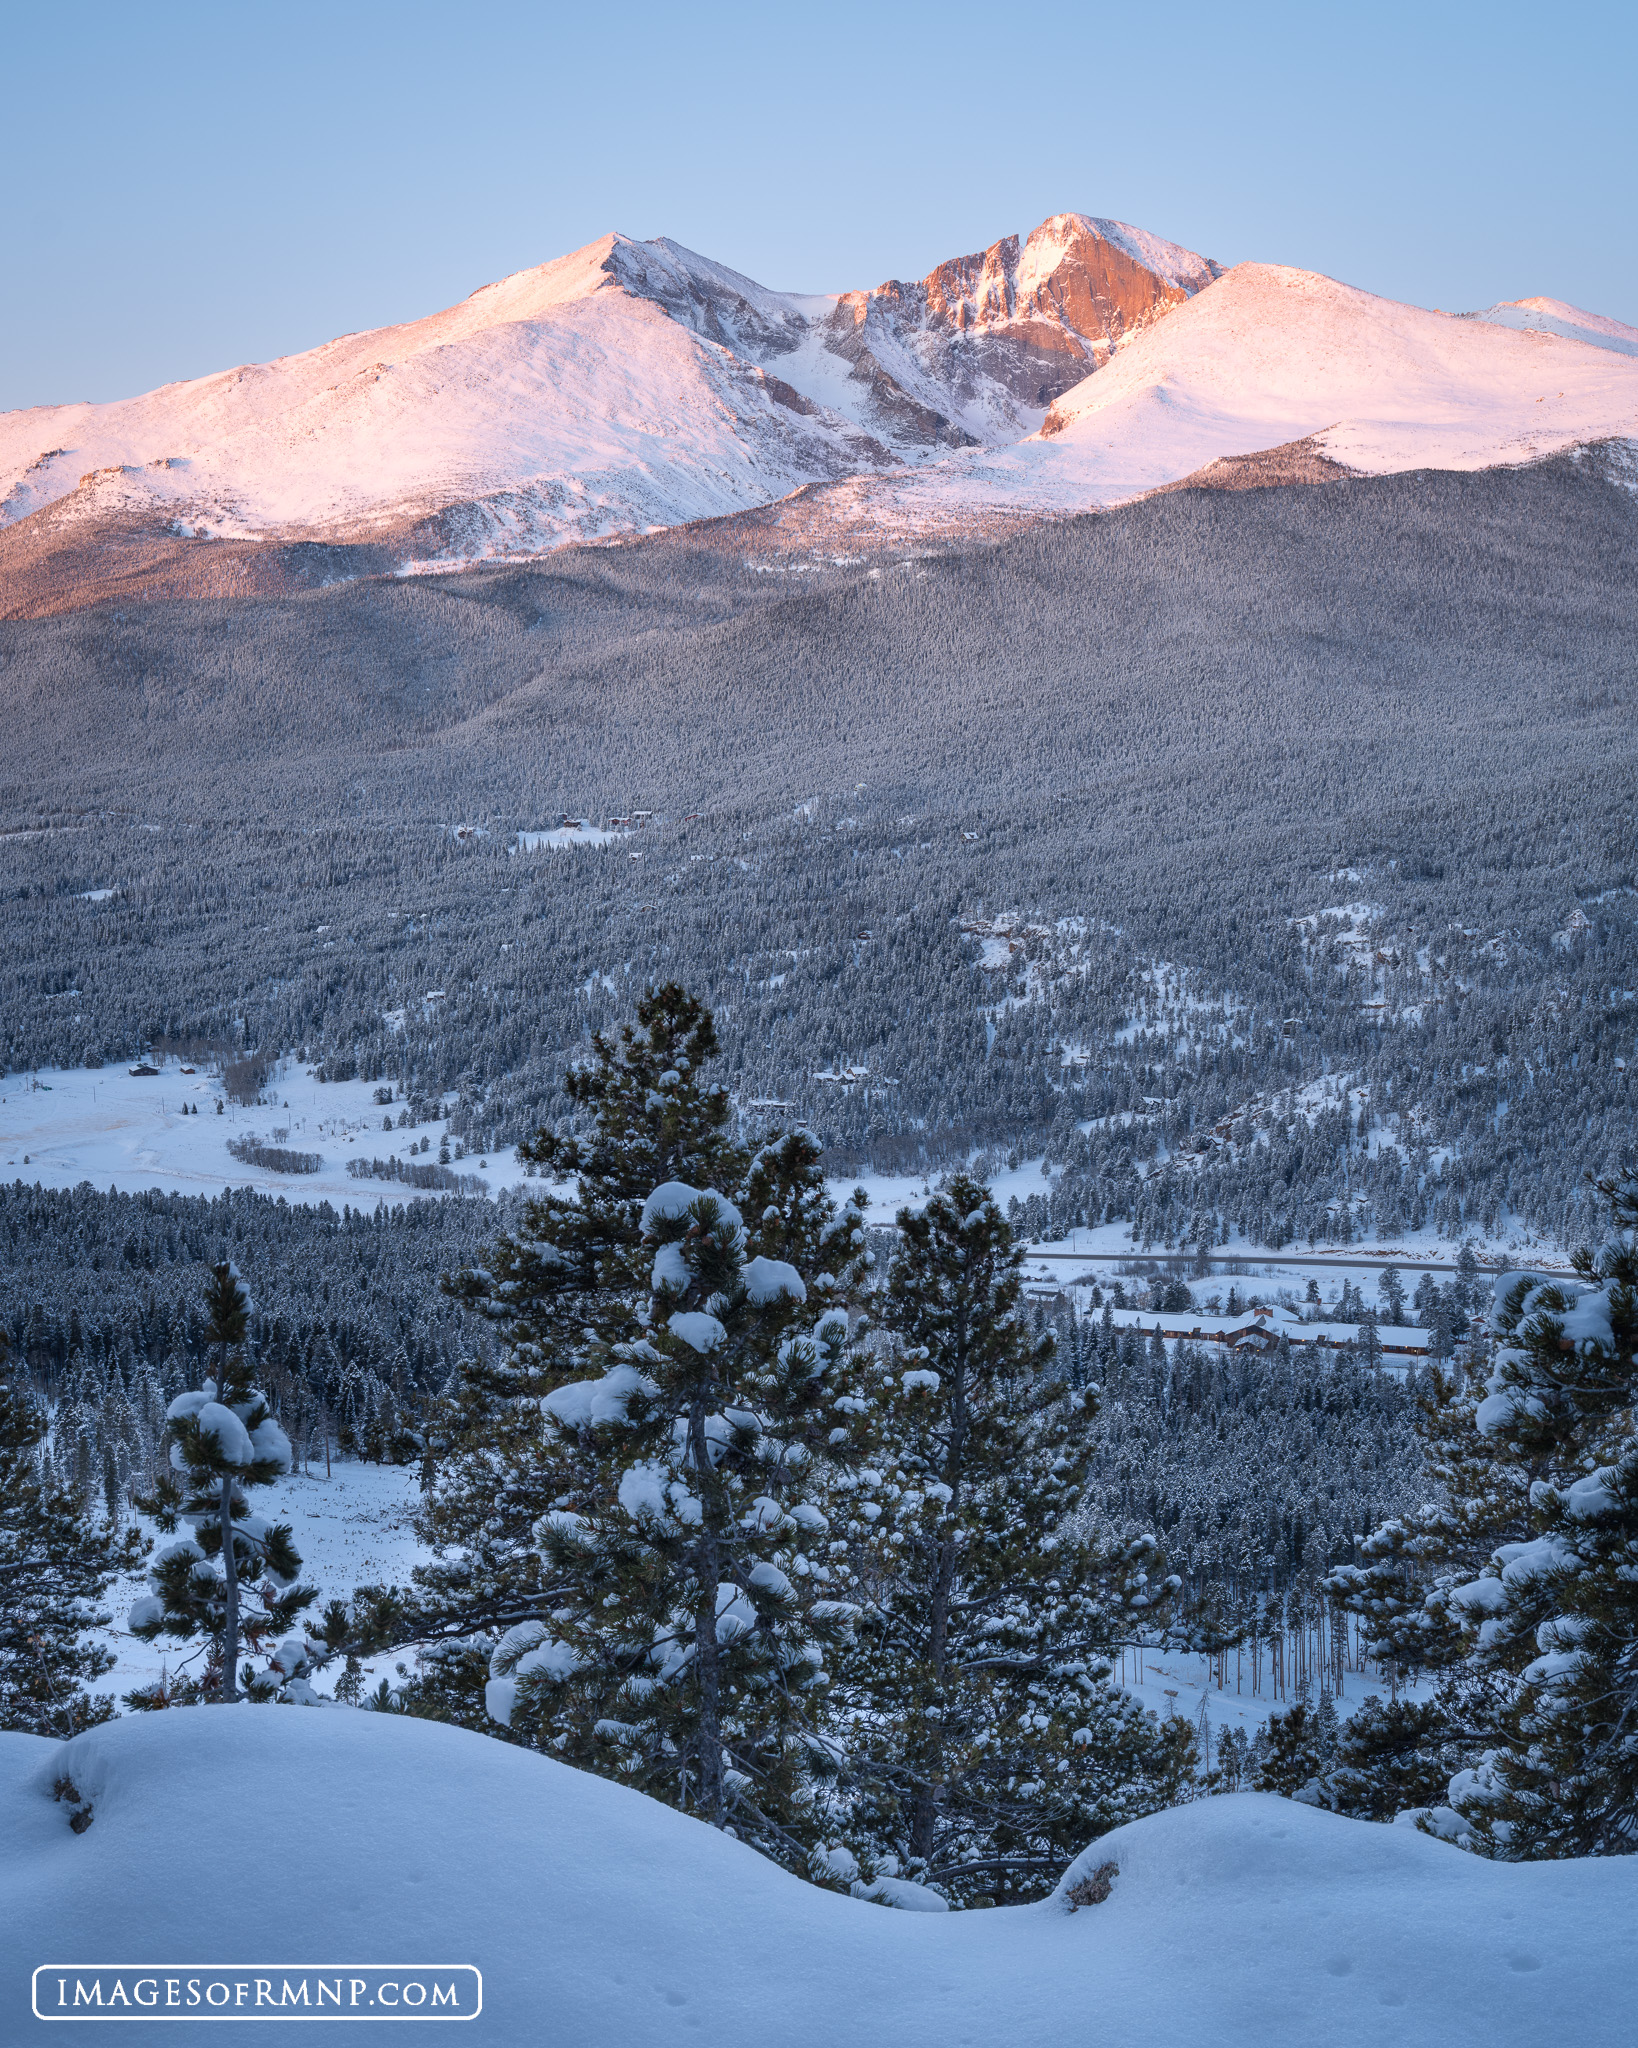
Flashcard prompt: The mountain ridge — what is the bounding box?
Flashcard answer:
[3,214,1636,614]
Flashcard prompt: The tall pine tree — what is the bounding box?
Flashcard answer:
[822,1177,1195,1905]
[1440,1165,1638,1854]
[379,993,871,1748]
[0,1327,143,1736]
[408,989,750,1657]
[485,1148,872,1865]
[1331,1165,1638,1852]
[130,1265,316,1703]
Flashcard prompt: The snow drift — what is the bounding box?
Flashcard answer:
[3,1709,1634,2046]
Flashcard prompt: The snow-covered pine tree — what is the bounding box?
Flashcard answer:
[0,1326,144,1735]
[1325,1343,1536,1812]
[1312,1693,1452,1819]
[408,989,750,1662]
[129,1264,318,1704]
[824,1177,1194,1906]
[391,996,871,1734]
[1437,1164,1638,1855]
[485,1154,872,1867]
[1253,1688,1325,1800]
[443,984,745,1400]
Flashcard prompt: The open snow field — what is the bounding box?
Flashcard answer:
[0,1059,532,1206]
[835,1162,1570,1298]
[3,1709,1632,2046]
[98,1460,424,1705]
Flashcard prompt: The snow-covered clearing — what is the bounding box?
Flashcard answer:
[0,1059,530,1205]
[1107,1640,1435,1745]
[2,1709,1631,2045]
[514,822,630,851]
[98,1460,424,1705]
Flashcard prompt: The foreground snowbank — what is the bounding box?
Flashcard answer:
[2,1711,1631,2046]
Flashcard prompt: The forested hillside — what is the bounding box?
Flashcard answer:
[2,451,1634,1246]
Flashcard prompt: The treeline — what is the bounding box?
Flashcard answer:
[0,1181,502,1499]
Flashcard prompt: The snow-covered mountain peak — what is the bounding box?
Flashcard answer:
[809,214,1222,448]
[4,219,1636,613]
[800,259,1638,550]
[1013,212,1220,303]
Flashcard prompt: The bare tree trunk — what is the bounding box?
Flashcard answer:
[688,1404,725,1826]
[693,1570,725,1825]
[218,1474,240,1703]
[908,1528,956,1865]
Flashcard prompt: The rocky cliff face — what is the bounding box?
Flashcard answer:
[814,215,1222,447]
[592,214,1223,453]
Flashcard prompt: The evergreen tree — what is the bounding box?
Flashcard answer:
[0,1327,143,1736]
[1440,1165,1638,1855]
[1329,1349,1530,1692]
[129,1265,318,1703]
[825,1177,1194,1905]
[391,995,869,1726]
[1253,1689,1324,1799]
[1332,1165,1638,1852]
[442,985,745,1400]
[1320,1695,1452,1820]
[486,1157,871,1866]
[404,989,751,1670]
[1255,1686,1453,1819]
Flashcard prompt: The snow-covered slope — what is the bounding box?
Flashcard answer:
[1471,296,1638,357]
[4,225,1637,593]
[3,1710,1633,2046]
[0,233,890,560]
[787,263,1638,544]
[0,217,1219,575]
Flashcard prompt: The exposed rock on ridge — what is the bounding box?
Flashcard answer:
[819,215,1221,447]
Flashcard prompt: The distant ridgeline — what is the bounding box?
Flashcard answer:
[1,455,1634,1253]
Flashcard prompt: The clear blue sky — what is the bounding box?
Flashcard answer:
[3,0,1632,410]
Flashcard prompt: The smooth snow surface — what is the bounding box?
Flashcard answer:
[0,1059,530,1205]
[2,1711,1633,2046]
[1472,296,1638,357]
